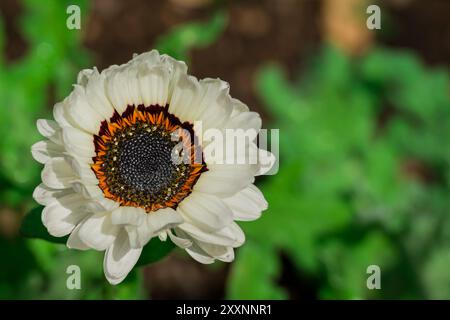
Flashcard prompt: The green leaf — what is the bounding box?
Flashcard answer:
[155,11,227,61]
[227,241,287,299]
[422,246,450,299]
[256,64,303,121]
[20,206,68,244]
[319,231,397,299]
[136,237,175,267]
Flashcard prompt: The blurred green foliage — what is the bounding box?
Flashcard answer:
[0,0,90,209]
[155,10,227,62]
[228,46,450,299]
[0,0,132,300]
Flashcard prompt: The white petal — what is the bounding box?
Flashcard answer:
[78,68,114,120]
[158,230,167,241]
[178,221,245,247]
[125,207,183,248]
[53,101,72,128]
[256,149,276,176]
[178,192,232,231]
[103,230,142,285]
[68,157,98,185]
[111,206,146,226]
[36,119,62,143]
[123,65,144,107]
[146,207,183,235]
[72,182,103,199]
[168,74,202,122]
[77,68,94,87]
[84,68,115,119]
[62,127,95,158]
[125,222,152,249]
[105,66,133,114]
[42,193,87,237]
[131,50,160,66]
[138,63,170,107]
[196,78,232,130]
[78,212,119,250]
[31,140,65,164]
[186,246,215,264]
[173,229,214,264]
[229,98,249,117]
[66,222,90,250]
[65,85,104,134]
[193,164,255,197]
[160,54,188,99]
[41,158,76,189]
[223,184,267,221]
[33,183,71,206]
[226,111,262,131]
[196,241,235,262]
[84,196,120,213]
[168,229,192,248]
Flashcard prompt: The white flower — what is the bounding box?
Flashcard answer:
[31,50,273,285]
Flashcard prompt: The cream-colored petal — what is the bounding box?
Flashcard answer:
[229,98,249,117]
[32,183,71,206]
[226,111,262,132]
[168,229,192,248]
[185,246,215,264]
[256,149,276,176]
[41,193,88,237]
[138,63,170,107]
[53,101,72,128]
[41,158,77,189]
[223,184,267,221]
[105,66,132,114]
[68,157,98,185]
[168,74,202,122]
[125,207,183,248]
[84,196,120,213]
[84,68,116,119]
[65,85,104,134]
[196,241,235,262]
[78,212,119,251]
[193,164,255,197]
[66,222,90,250]
[131,50,160,67]
[178,192,232,231]
[196,79,233,130]
[178,221,245,248]
[31,140,65,164]
[146,207,183,235]
[77,68,94,87]
[62,127,95,158]
[111,206,146,226]
[160,54,188,99]
[36,119,63,144]
[103,230,142,285]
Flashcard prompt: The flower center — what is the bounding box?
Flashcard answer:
[92,105,206,212]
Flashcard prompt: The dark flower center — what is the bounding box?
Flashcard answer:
[92,105,206,212]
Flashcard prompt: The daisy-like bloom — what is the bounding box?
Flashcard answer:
[31,50,273,284]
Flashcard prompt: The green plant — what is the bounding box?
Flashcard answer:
[228,45,450,299]
[155,10,227,62]
[0,0,95,299]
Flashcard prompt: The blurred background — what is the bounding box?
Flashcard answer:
[0,0,449,299]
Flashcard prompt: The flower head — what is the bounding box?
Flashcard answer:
[32,50,273,284]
